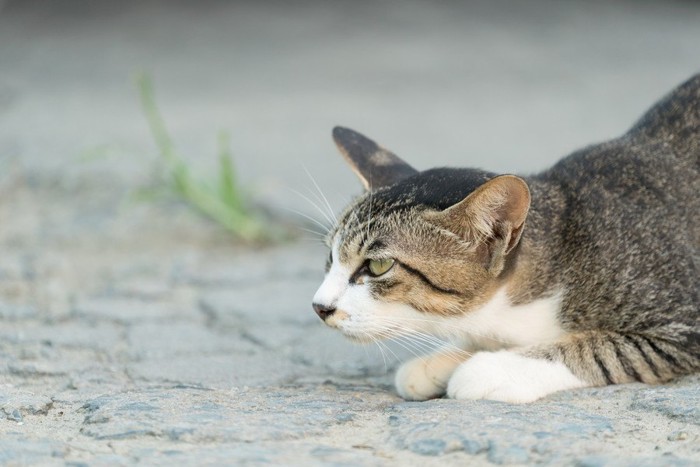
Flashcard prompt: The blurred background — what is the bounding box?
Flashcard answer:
[1,0,699,227]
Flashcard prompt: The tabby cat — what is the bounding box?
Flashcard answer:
[312,75,699,403]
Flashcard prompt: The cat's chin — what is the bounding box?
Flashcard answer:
[341,331,383,344]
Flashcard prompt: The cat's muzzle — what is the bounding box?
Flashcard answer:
[312,303,336,321]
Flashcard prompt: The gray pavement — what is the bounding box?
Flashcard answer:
[0,1,699,465]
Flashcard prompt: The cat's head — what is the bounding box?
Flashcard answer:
[312,127,531,342]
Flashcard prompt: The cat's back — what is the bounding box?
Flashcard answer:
[532,75,699,330]
[541,74,699,235]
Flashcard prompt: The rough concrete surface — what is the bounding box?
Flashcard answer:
[0,1,699,465]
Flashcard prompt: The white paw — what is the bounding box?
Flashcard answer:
[446,351,587,403]
[395,356,453,401]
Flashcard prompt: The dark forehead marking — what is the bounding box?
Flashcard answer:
[337,222,367,262]
[355,229,369,255]
[371,167,496,212]
[366,239,385,253]
[335,167,494,260]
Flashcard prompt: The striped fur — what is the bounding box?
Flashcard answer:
[313,75,700,402]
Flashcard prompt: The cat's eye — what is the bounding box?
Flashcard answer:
[368,258,395,276]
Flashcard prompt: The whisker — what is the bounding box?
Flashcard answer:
[372,314,512,346]
[390,333,469,363]
[397,332,464,354]
[304,185,337,227]
[367,317,506,362]
[368,327,429,363]
[295,226,328,238]
[298,238,328,247]
[391,334,438,356]
[360,330,398,371]
[283,207,331,234]
[380,336,427,363]
[358,332,379,368]
[353,319,476,374]
[289,187,335,227]
[373,340,389,371]
[303,166,338,225]
[366,186,373,240]
[375,338,401,367]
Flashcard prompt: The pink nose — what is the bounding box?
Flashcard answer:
[312,303,336,321]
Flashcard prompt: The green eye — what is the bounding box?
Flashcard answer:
[368,258,395,276]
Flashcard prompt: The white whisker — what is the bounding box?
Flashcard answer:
[289,187,335,227]
[372,314,512,346]
[375,338,401,368]
[283,207,331,234]
[303,166,338,225]
[296,226,328,238]
[366,188,373,240]
[372,340,389,371]
[389,333,470,363]
[367,326,429,363]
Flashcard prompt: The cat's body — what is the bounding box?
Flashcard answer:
[313,75,699,403]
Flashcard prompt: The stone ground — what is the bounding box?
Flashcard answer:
[0,0,699,465]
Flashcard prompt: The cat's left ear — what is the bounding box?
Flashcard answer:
[332,126,418,190]
[426,175,531,275]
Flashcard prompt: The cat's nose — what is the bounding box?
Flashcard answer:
[312,303,336,321]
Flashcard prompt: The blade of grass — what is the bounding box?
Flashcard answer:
[137,74,181,169]
[174,172,266,241]
[136,73,273,242]
[217,131,243,211]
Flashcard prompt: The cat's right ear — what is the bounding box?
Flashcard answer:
[426,175,531,275]
[332,126,417,190]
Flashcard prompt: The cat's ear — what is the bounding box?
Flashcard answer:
[427,175,531,275]
[332,126,418,190]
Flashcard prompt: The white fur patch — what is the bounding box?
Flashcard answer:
[446,351,587,403]
[313,237,432,339]
[312,240,350,310]
[395,357,444,401]
[315,240,572,409]
[395,350,466,401]
[443,287,565,347]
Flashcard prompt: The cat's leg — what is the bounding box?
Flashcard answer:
[446,331,698,403]
[395,348,470,401]
[447,350,586,403]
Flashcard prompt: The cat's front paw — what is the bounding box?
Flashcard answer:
[446,351,587,403]
[395,357,448,401]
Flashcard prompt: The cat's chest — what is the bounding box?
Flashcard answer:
[447,287,566,348]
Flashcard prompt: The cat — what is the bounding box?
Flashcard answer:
[312,74,699,403]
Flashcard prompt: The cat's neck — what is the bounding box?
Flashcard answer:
[501,177,567,305]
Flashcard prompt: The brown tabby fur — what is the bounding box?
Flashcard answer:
[320,75,699,389]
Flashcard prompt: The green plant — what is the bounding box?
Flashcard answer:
[137,74,273,242]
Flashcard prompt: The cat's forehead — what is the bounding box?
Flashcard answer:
[345,168,495,218]
[328,168,496,261]
[332,168,493,235]
[332,197,402,262]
